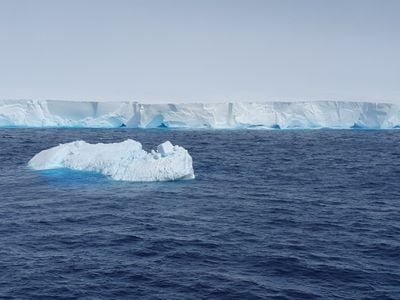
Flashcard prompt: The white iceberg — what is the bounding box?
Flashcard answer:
[28,139,195,182]
[1,99,400,129]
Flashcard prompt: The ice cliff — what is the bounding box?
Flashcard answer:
[28,139,195,182]
[2,99,400,129]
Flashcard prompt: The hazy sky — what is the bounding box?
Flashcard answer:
[0,0,399,103]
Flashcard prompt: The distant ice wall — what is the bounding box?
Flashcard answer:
[0,99,399,129]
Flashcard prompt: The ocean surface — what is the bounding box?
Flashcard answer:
[1,129,400,300]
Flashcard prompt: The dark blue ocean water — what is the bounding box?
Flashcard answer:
[1,129,400,300]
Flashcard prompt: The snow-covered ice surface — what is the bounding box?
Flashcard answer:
[28,139,195,182]
[1,99,400,129]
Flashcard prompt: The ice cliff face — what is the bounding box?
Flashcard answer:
[28,139,195,182]
[1,99,400,129]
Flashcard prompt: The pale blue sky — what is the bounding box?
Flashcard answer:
[0,0,399,103]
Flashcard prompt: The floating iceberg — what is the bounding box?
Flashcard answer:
[28,140,195,182]
[2,99,400,129]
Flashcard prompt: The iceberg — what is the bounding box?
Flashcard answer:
[1,99,400,129]
[28,140,195,182]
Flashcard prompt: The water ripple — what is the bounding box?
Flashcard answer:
[0,129,399,299]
